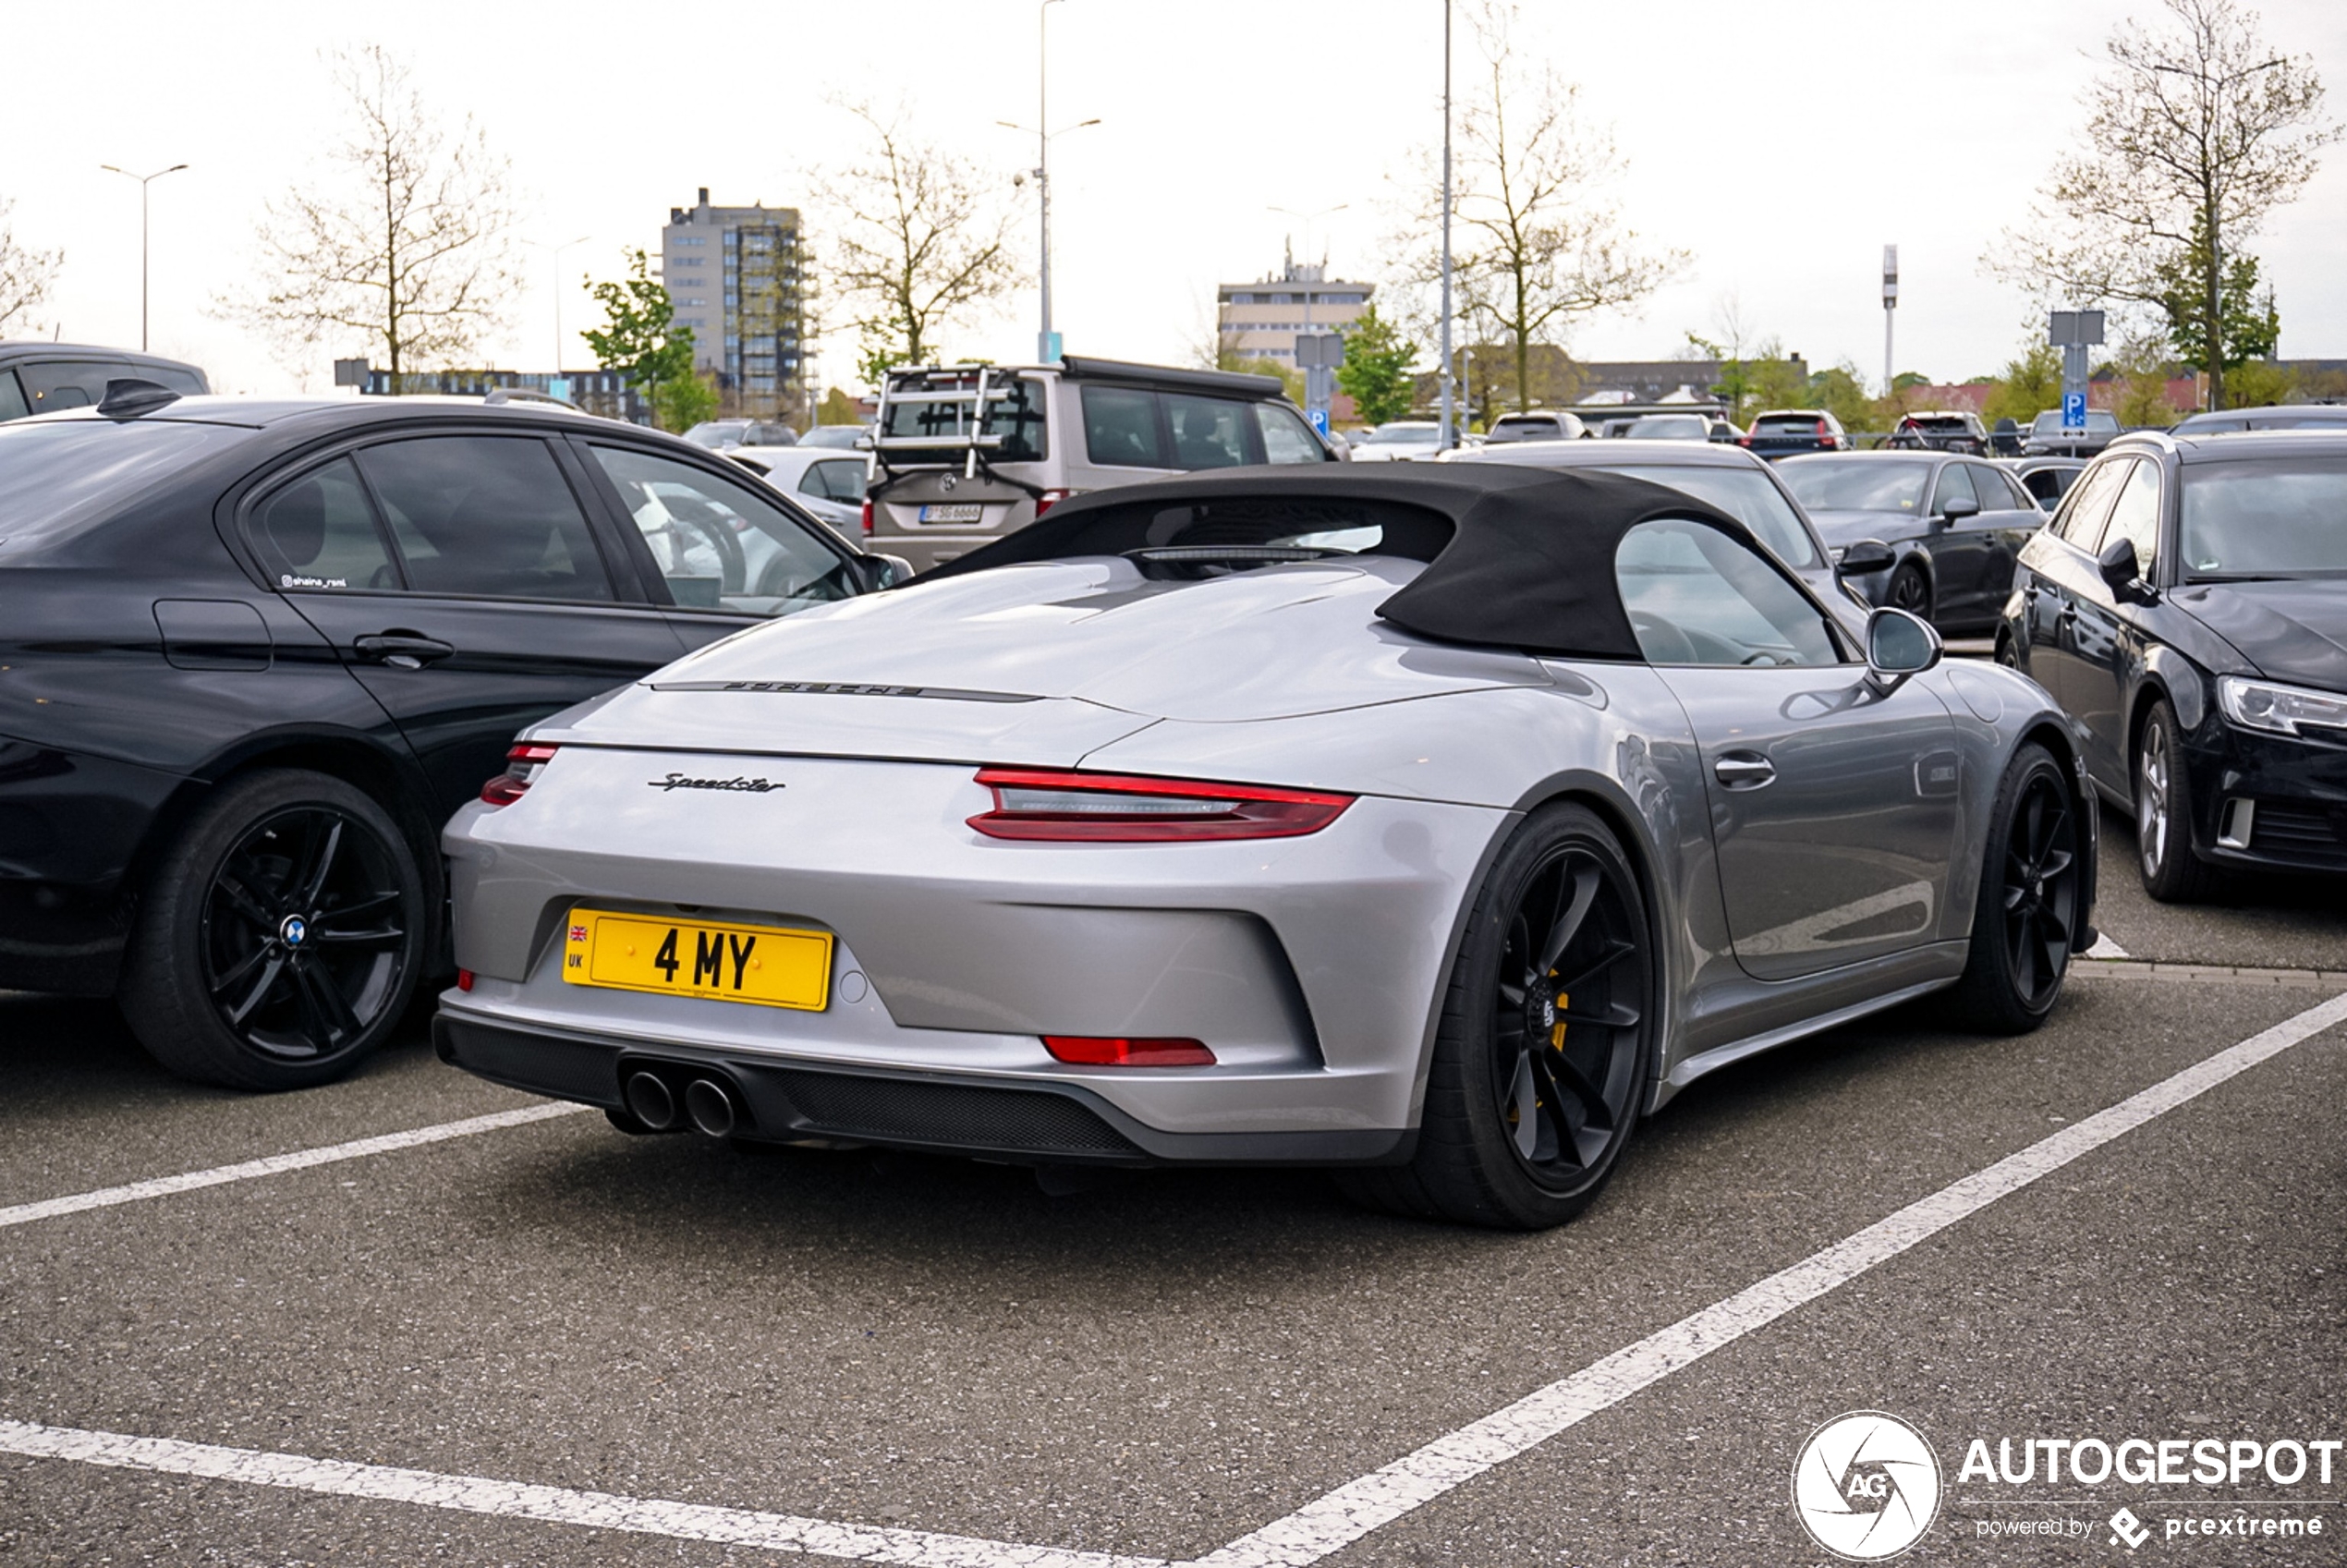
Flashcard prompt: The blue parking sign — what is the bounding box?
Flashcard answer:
[1307,407,1331,437]
[2061,391,2087,432]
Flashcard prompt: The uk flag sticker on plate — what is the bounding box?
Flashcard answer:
[568,925,588,942]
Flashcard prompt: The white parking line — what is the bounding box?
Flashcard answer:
[0,1102,590,1231]
[0,1419,1165,1568]
[7,990,2344,1565]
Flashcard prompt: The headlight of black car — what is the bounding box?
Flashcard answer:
[2217,675,2347,739]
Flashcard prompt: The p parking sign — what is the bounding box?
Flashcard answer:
[2061,392,2087,432]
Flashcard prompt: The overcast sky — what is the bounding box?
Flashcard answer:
[6,0,2345,398]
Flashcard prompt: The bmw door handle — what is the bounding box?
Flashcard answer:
[353,631,456,670]
[1713,752,1775,790]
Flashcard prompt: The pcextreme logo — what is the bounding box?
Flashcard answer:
[1792,1411,1944,1561]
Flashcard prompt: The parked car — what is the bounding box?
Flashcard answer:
[1888,411,1990,455]
[1484,409,1588,444]
[730,444,870,536]
[1622,413,1737,444]
[683,419,798,452]
[1349,421,1445,462]
[797,424,870,449]
[2171,404,2347,435]
[2000,430,2347,901]
[2024,408,2122,457]
[866,358,1338,570]
[437,464,2094,1230]
[1741,408,1849,460]
[1777,451,2046,634]
[2001,455,2088,512]
[1441,437,1873,626]
[0,339,208,419]
[0,389,907,1090]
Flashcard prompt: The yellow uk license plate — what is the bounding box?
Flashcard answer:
[560,908,833,1011]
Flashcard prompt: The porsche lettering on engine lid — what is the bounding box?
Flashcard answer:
[563,909,833,1010]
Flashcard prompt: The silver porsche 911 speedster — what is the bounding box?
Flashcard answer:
[435,466,2097,1228]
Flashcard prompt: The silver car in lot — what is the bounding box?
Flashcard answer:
[435,466,2097,1228]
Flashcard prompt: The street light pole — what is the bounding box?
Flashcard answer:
[99,163,188,352]
[1000,0,1098,365]
[1438,0,1454,451]
[525,235,593,376]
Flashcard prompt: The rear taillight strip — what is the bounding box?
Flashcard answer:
[967,767,1354,843]
[480,743,558,807]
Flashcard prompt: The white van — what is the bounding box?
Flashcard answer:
[866,357,1340,572]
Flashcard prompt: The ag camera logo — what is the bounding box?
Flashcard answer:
[1793,1411,1943,1561]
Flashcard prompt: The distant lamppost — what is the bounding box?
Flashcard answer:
[999,0,1100,363]
[99,162,189,352]
[525,234,593,378]
[1438,0,1455,449]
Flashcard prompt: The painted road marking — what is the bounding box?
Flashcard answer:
[8,990,2345,1565]
[0,1103,590,1231]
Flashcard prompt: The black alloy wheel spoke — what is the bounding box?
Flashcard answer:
[2035,846,2074,881]
[1536,1046,1612,1132]
[1557,999,1641,1030]
[1553,938,1638,996]
[1526,1056,1588,1169]
[293,819,345,909]
[291,959,358,1047]
[222,955,286,1027]
[1537,865,1600,976]
[207,942,273,998]
[213,874,278,932]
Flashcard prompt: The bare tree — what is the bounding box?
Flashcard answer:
[0,199,62,334]
[814,103,1023,383]
[1401,3,1684,412]
[224,44,518,385]
[1991,0,2336,408]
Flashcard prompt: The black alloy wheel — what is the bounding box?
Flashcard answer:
[1950,743,2083,1032]
[1341,802,1655,1229]
[2134,698,2219,903]
[122,770,426,1089]
[1886,563,1932,621]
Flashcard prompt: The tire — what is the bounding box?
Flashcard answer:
[120,769,427,1090]
[1949,743,2085,1033]
[2134,698,2219,904]
[1994,635,2022,672]
[1340,802,1655,1230]
[1886,563,1933,623]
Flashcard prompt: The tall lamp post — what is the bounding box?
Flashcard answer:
[1437,0,1455,450]
[999,0,1098,363]
[1270,202,1347,418]
[525,234,593,381]
[99,163,188,352]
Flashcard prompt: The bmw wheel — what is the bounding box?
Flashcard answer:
[121,770,426,1090]
[1950,743,2084,1033]
[2134,698,2219,903]
[1342,802,1655,1229]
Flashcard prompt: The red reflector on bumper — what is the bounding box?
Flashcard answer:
[456,969,475,992]
[1042,1035,1215,1067]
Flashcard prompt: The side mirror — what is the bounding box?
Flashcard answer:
[1836,539,1898,577]
[2095,535,2147,597]
[1865,606,1942,692]
[1939,496,1980,523]
[863,553,916,590]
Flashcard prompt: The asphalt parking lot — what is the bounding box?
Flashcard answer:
[6,814,2343,1566]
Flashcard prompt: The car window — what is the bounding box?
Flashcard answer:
[17,359,131,414]
[1780,458,1931,514]
[2021,468,2073,506]
[248,458,400,592]
[2099,459,2161,576]
[591,444,858,616]
[0,369,25,422]
[355,436,614,602]
[798,458,867,504]
[2180,457,2347,577]
[1969,465,2025,510]
[1599,464,1822,570]
[1930,464,1978,513]
[1254,402,1324,464]
[1082,385,1165,468]
[134,364,206,395]
[1164,394,1251,468]
[2055,458,2131,548]
[1624,415,1707,439]
[1614,517,1842,668]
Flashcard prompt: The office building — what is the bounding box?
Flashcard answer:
[662,188,809,422]
[1216,246,1373,365]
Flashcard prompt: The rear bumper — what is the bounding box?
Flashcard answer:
[0,735,188,995]
[434,1010,1412,1167]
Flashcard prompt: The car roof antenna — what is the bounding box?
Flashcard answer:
[96,378,181,419]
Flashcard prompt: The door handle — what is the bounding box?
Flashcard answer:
[352,631,456,670]
[1713,752,1776,790]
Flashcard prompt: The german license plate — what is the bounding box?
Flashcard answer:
[561,908,832,1011]
[918,503,982,523]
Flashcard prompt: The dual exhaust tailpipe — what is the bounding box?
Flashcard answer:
[623,1067,744,1138]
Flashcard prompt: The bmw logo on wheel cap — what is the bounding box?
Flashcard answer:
[279,915,309,947]
[1792,1410,1941,1561]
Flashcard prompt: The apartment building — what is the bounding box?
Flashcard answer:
[662,188,809,422]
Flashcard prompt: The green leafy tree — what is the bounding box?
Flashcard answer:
[816,386,861,426]
[2223,357,2297,408]
[1806,363,1877,433]
[583,248,698,429]
[2154,213,2280,402]
[658,371,720,433]
[1334,306,1420,425]
[1981,340,2065,427]
[2106,334,2182,425]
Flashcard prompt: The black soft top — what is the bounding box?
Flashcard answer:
[918,463,1757,661]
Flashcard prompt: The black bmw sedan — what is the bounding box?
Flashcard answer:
[0,386,904,1088]
[1777,451,2047,635]
[1999,430,2347,901]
